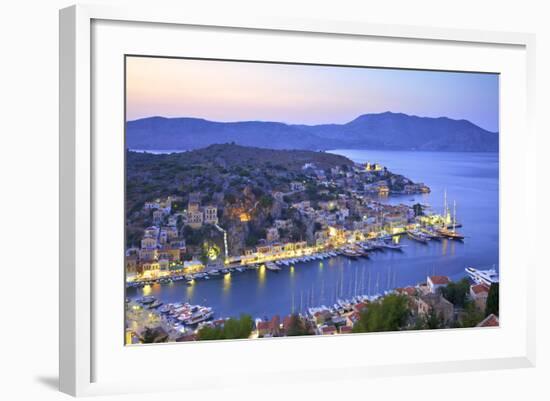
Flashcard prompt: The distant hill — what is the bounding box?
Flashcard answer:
[126,112,499,152]
[127,143,353,174]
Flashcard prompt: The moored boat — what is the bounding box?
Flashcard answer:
[407,230,430,244]
[465,267,499,286]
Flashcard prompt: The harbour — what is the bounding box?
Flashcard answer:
[127,149,498,319]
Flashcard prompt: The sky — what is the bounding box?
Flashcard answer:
[126,56,499,132]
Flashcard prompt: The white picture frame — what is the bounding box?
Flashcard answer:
[59,4,536,397]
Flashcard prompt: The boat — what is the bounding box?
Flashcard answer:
[436,227,465,240]
[341,249,359,259]
[209,270,221,276]
[184,307,214,325]
[380,240,405,251]
[236,267,245,272]
[265,262,281,271]
[158,304,172,314]
[465,267,499,286]
[139,296,156,305]
[148,300,163,309]
[407,230,430,244]
[369,240,386,251]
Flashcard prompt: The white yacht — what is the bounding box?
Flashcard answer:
[465,267,499,286]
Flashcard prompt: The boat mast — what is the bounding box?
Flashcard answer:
[443,189,448,225]
[453,200,457,233]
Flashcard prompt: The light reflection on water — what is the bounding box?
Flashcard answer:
[127,150,499,320]
[223,273,231,293]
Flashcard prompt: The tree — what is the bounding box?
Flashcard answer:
[485,283,499,317]
[425,308,444,329]
[286,314,311,336]
[140,327,168,343]
[440,278,470,308]
[259,195,274,209]
[412,203,424,217]
[461,301,484,328]
[353,294,409,333]
[197,314,254,341]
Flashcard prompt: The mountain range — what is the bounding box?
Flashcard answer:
[126,112,499,152]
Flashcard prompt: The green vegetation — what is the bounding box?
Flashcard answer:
[485,283,499,317]
[197,314,254,340]
[140,327,168,343]
[460,301,484,328]
[353,294,409,333]
[425,308,445,329]
[440,278,470,308]
[285,314,312,336]
[412,203,424,217]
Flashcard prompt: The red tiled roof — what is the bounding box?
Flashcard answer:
[471,284,490,295]
[477,314,499,327]
[175,334,198,342]
[321,325,337,334]
[398,287,416,296]
[257,321,270,330]
[339,326,353,334]
[429,275,450,285]
[348,311,361,322]
[283,315,293,329]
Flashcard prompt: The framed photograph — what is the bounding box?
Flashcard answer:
[60,4,536,397]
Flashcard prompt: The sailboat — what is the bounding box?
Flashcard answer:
[437,200,465,240]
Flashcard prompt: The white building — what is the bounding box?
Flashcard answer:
[204,205,218,224]
[427,275,450,293]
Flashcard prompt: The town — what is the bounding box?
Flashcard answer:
[121,144,495,344]
[125,272,499,344]
[125,144,438,284]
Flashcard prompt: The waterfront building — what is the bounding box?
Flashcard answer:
[183,259,204,272]
[158,259,170,272]
[139,248,157,262]
[283,242,295,252]
[141,235,157,250]
[427,275,451,293]
[125,255,139,280]
[204,205,218,224]
[256,245,272,255]
[271,243,283,254]
[187,210,204,228]
[158,247,181,262]
[141,261,161,278]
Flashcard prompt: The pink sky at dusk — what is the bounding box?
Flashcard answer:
[126,56,499,132]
